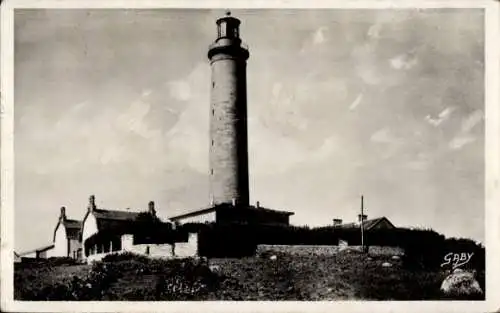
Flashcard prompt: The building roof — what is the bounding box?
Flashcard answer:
[168,203,295,221]
[83,207,173,238]
[53,218,83,241]
[83,208,175,247]
[90,208,144,234]
[37,244,55,252]
[19,244,55,256]
[92,208,142,221]
[335,217,395,231]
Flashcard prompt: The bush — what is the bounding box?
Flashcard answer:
[187,222,485,275]
[101,252,150,263]
[15,253,222,300]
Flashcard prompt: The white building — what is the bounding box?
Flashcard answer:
[46,206,82,259]
[81,195,197,262]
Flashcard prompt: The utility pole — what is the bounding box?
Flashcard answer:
[360,195,365,252]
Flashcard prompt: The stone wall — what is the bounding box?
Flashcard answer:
[256,245,404,256]
[257,245,342,256]
[174,233,198,257]
[86,233,198,263]
[366,246,405,256]
[122,244,169,258]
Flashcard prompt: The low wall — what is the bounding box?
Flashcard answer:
[86,233,198,263]
[87,252,113,262]
[124,243,174,258]
[174,233,198,258]
[257,245,342,256]
[366,246,404,256]
[256,245,404,256]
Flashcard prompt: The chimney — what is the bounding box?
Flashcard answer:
[60,206,67,221]
[88,195,96,212]
[256,201,260,208]
[358,214,368,222]
[148,201,156,216]
[333,218,342,227]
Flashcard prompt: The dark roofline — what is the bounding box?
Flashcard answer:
[52,213,82,242]
[371,216,396,229]
[336,216,395,230]
[37,244,55,252]
[168,207,217,221]
[20,244,55,256]
[168,204,295,221]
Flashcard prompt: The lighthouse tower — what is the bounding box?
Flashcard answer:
[208,11,250,207]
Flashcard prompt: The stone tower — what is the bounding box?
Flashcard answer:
[208,11,250,206]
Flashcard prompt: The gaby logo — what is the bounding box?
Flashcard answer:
[441,252,474,269]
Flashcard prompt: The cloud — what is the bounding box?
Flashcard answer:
[425,106,455,127]
[390,53,418,70]
[448,109,483,150]
[407,152,431,171]
[167,80,192,101]
[449,135,477,150]
[115,96,161,139]
[271,82,283,97]
[349,93,363,111]
[264,81,310,135]
[370,127,396,144]
[249,120,339,176]
[311,135,339,161]
[461,109,483,133]
[99,145,126,165]
[299,26,327,54]
[163,63,210,173]
[313,26,327,45]
[367,23,382,39]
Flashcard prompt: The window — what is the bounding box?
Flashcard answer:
[212,81,215,88]
[211,139,214,146]
[220,21,227,37]
[212,108,215,116]
[210,169,214,175]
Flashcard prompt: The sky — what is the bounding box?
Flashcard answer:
[14,8,485,252]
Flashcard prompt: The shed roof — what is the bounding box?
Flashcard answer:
[168,203,295,221]
[19,244,55,256]
[335,217,395,231]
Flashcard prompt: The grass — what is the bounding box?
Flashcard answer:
[14,252,484,301]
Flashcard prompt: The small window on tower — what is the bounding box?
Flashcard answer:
[220,21,227,37]
[212,81,215,88]
[210,169,214,175]
[212,108,215,116]
[211,139,214,146]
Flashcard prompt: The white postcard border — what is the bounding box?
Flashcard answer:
[1,0,499,312]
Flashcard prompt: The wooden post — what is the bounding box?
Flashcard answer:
[361,195,365,252]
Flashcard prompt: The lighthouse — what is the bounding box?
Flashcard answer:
[169,12,294,227]
[208,11,250,207]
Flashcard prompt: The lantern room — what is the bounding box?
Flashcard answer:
[215,11,241,41]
